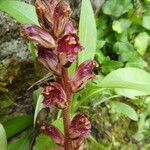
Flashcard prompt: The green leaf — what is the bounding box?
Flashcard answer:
[52,118,64,133]
[33,87,45,127]
[35,134,57,150]
[142,15,150,30]
[0,0,39,25]
[8,130,32,150]
[78,0,97,64]
[110,101,138,121]
[115,88,149,99]
[2,115,33,138]
[0,123,7,150]
[134,32,149,56]
[112,19,131,34]
[99,68,150,94]
[102,0,133,18]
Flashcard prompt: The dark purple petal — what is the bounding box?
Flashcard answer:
[71,60,97,92]
[20,24,56,48]
[40,122,64,146]
[38,46,61,75]
[57,34,83,65]
[35,0,57,32]
[53,1,71,37]
[69,114,91,139]
[42,82,67,109]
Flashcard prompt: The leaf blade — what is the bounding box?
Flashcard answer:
[78,0,97,64]
[0,0,39,25]
[0,123,7,150]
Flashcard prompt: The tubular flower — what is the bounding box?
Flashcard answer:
[40,122,64,146]
[42,82,67,109]
[38,46,61,75]
[20,24,56,48]
[35,0,57,32]
[53,1,71,37]
[69,114,91,139]
[71,60,98,92]
[57,34,83,65]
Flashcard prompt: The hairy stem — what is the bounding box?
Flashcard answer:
[62,67,72,150]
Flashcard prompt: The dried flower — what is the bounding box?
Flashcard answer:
[57,34,83,65]
[20,24,56,48]
[35,0,57,32]
[40,122,64,146]
[42,82,67,109]
[53,1,71,37]
[38,46,61,75]
[69,114,91,139]
[71,60,97,92]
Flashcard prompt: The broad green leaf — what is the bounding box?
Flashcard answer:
[102,0,133,18]
[35,134,57,150]
[78,0,97,64]
[0,0,39,25]
[33,87,44,127]
[115,88,149,99]
[142,15,150,30]
[99,68,150,94]
[0,123,7,150]
[110,101,138,121]
[134,32,149,56]
[8,130,32,150]
[2,115,33,138]
[112,19,131,34]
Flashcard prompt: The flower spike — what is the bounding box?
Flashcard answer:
[71,60,97,92]
[20,24,56,48]
[40,122,64,146]
[42,82,67,109]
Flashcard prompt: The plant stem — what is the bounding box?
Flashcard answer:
[62,67,72,150]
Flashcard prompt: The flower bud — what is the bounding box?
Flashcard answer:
[42,82,67,109]
[69,114,91,139]
[57,34,83,65]
[35,0,57,32]
[71,60,97,92]
[53,1,71,37]
[20,24,56,48]
[40,122,64,146]
[38,46,61,75]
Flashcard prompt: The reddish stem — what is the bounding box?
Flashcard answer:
[61,67,72,150]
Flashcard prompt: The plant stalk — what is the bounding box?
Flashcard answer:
[62,67,72,150]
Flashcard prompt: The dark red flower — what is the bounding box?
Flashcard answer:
[71,60,97,92]
[57,34,83,65]
[42,82,67,109]
[69,114,91,139]
[40,122,64,146]
[53,1,71,37]
[35,0,57,32]
[38,46,61,75]
[20,24,55,48]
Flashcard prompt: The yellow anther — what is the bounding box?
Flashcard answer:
[68,41,77,45]
[85,121,91,126]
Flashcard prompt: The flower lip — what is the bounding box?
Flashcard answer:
[42,82,67,109]
[57,34,83,65]
[71,60,97,92]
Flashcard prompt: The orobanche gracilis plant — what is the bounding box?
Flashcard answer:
[20,0,97,149]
